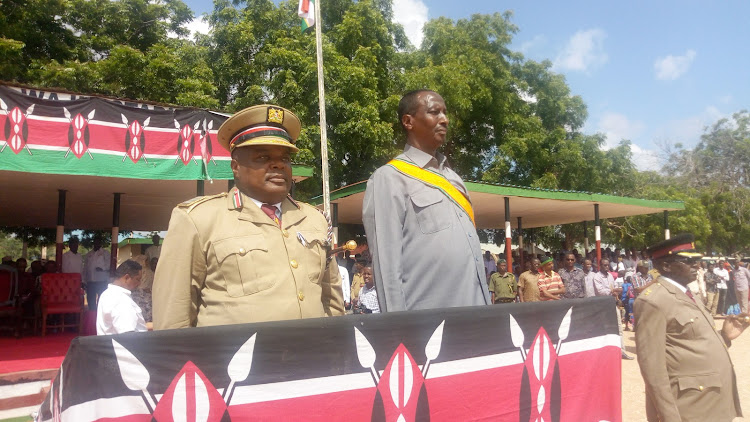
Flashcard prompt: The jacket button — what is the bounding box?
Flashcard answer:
[290,259,298,268]
[282,229,289,237]
[298,291,305,301]
[699,385,704,391]
[239,248,246,255]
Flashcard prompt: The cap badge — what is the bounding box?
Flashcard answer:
[267,107,284,124]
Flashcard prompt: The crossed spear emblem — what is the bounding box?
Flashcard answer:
[111,334,257,416]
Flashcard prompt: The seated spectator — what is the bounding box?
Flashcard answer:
[1,256,13,266]
[44,260,57,274]
[96,260,147,335]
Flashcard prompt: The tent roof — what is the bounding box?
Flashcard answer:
[0,166,313,231]
[314,181,684,229]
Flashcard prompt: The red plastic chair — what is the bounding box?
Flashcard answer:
[0,264,20,336]
[41,273,84,336]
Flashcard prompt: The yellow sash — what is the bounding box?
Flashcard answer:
[387,158,475,226]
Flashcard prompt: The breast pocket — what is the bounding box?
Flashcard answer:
[410,189,452,234]
[213,235,275,297]
[670,312,698,339]
[297,229,327,284]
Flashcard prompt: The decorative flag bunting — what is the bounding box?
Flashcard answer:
[298,0,315,32]
[0,85,230,181]
[37,297,622,421]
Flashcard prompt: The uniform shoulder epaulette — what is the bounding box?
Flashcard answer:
[641,282,663,297]
[178,192,227,213]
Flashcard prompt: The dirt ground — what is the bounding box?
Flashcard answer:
[621,318,749,421]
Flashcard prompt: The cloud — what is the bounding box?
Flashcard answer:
[630,144,662,172]
[596,112,645,149]
[167,15,210,40]
[519,34,546,55]
[652,105,725,147]
[392,0,428,48]
[186,15,210,39]
[553,29,608,73]
[718,94,733,104]
[653,49,696,80]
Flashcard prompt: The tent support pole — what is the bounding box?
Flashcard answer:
[595,204,601,270]
[504,197,512,273]
[56,190,66,272]
[111,193,120,275]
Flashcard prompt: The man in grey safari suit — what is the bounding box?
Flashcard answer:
[362,89,490,312]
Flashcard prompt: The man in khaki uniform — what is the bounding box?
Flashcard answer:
[153,105,345,329]
[635,234,748,422]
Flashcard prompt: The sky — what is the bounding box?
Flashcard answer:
[181,0,750,171]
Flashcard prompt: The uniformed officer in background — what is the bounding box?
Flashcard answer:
[153,105,345,329]
[635,233,748,422]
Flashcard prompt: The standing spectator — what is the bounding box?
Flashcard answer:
[724,262,738,315]
[632,263,653,296]
[483,251,497,281]
[537,257,565,301]
[594,258,633,359]
[84,236,111,311]
[357,265,380,313]
[350,261,365,304]
[517,258,541,303]
[705,262,720,316]
[559,252,585,299]
[362,90,490,312]
[488,259,517,304]
[582,259,597,298]
[694,260,708,304]
[144,234,161,262]
[338,259,351,310]
[621,276,634,330]
[734,261,750,314]
[96,260,147,335]
[61,236,84,276]
[713,261,730,316]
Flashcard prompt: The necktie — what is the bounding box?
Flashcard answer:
[261,204,281,227]
[685,289,696,303]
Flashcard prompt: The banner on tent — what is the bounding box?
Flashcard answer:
[0,85,230,180]
[37,297,621,422]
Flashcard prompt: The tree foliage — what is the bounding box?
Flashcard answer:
[0,0,745,253]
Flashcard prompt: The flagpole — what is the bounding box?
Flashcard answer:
[313,0,331,218]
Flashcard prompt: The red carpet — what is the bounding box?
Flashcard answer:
[0,332,78,374]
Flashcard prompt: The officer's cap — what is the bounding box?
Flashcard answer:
[217,105,301,153]
[647,233,702,261]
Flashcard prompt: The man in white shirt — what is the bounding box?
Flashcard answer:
[713,260,730,315]
[338,259,351,309]
[144,234,161,262]
[84,236,111,310]
[61,236,83,276]
[97,260,147,335]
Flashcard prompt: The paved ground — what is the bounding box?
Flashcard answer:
[621,317,749,421]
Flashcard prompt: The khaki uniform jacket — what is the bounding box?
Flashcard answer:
[153,188,345,329]
[634,277,741,422]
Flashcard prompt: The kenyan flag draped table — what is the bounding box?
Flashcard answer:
[37,297,621,421]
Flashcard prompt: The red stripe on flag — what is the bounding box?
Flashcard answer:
[301,0,309,13]
[225,346,620,421]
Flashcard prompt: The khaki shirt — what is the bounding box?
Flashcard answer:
[519,270,540,302]
[152,188,344,329]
